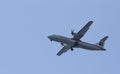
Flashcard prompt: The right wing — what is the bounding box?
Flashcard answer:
[57,46,71,56]
[74,21,93,40]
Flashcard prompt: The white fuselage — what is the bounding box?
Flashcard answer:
[74,41,105,50]
[48,34,106,51]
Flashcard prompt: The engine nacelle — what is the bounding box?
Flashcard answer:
[61,43,68,46]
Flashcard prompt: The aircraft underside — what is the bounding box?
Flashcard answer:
[48,21,108,56]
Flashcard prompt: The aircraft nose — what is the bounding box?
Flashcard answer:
[48,35,53,41]
[48,35,51,39]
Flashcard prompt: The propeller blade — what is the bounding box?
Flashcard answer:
[71,47,74,51]
[71,29,74,35]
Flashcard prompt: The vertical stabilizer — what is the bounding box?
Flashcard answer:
[98,36,108,47]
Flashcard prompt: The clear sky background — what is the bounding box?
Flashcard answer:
[0,0,120,74]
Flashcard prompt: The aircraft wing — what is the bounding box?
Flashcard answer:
[57,46,71,56]
[74,21,93,40]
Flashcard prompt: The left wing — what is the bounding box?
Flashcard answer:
[57,46,71,56]
[74,21,93,40]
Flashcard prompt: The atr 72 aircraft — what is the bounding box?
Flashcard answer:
[48,21,108,56]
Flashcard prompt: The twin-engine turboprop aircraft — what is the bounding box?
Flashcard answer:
[48,21,108,56]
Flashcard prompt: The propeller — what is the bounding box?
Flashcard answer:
[71,29,75,36]
[71,47,74,51]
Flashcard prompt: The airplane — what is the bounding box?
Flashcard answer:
[48,21,108,56]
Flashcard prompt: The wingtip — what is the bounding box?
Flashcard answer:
[89,21,93,24]
[57,54,61,56]
[86,21,93,26]
[89,20,93,22]
[105,36,109,38]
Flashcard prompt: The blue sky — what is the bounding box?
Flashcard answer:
[0,0,120,74]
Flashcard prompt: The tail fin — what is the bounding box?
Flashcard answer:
[98,36,108,47]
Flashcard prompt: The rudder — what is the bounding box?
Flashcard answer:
[99,36,108,47]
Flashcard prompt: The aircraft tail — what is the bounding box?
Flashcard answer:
[98,36,108,47]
